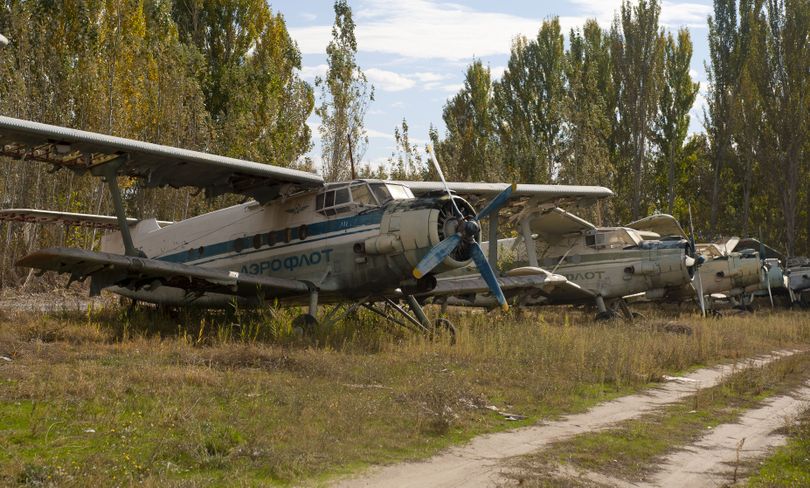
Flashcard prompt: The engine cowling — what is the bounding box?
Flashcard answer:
[362,195,479,273]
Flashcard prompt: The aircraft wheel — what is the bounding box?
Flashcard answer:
[292,313,318,336]
[433,318,456,345]
[595,310,617,321]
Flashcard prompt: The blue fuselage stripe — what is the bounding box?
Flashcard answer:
[156,209,385,265]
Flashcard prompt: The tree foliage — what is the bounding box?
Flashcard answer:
[315,0,373,182]
[0,0,313,286]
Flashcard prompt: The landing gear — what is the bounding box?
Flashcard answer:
[292,313,319,336]
[358,295,455,342]
[594,297,640,322]
[291,292,456,343]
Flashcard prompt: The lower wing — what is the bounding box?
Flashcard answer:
[427,266,595,307]
[18,247,310,302]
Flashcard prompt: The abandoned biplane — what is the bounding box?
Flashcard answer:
[0,116,613,334]
[628,218,767,311]
[430,207,700,320]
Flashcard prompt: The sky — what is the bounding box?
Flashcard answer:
[270,0,715,171]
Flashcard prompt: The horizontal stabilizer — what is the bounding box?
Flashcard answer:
[17,247,309,299]
[0,208,172,230]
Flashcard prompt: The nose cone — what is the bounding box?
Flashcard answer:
[463,219,480,237]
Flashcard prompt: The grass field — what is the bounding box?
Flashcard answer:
[0,300,809,486]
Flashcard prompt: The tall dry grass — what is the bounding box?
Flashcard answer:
[0,303,808,486]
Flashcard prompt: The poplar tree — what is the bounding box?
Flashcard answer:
[706,0,739,232]
[653,29,699,214]
[561,20,613,189]
[492,18,566,183]
[173,0,313,166]
[315,0,374,181]
[439,60,497,181]
[611,0,664,221]
[758,0,809,256]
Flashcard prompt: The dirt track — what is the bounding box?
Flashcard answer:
[331,350,802,488]
[645,383,810,487]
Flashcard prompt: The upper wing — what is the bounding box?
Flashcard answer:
[400,181,612,214]
[0,116,323,203]
[733,238,785,260]
[626,214,687,239]
[18,247,309,300]
[0,208,172,231]
[522,206,596,243]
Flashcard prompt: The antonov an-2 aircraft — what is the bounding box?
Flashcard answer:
[0,116,612,335]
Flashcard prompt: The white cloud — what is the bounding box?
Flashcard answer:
[365,68,416,91]
[660,1,712,28]
[688,92,708,134]
[441,83,464,93]
[299,64,328,81]
[300,12,317,22]
[412,72,450,83]
[490,65,507,80]
[366,128,394,140]
[289,0,542,60]
[566,0,712,29]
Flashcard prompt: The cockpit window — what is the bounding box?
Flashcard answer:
[316,181,391,216]
[351,184,376,206]
[370,183,391,203]
[369,182,414,204]
[387,184,414,200]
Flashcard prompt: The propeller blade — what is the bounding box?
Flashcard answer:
[695,268,706,316]
[413,233,462,279]
[426,143,463,217]
[687,204,706,317]
[476,183,516,221]
[470,242,509,312]
[764,265,774,308]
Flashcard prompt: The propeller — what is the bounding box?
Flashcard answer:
[688,204,706,317]
[413,144,514,312]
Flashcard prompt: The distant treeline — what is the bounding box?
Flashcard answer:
[0,0,808,288]
[428,0,810,258]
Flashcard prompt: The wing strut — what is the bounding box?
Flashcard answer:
[97,158,139,257]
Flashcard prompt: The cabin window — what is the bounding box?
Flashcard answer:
[335,187,350,205]
[299,224,308,240]
[585,235,596,246]
[253,234,262,249]
[234,238,244,252]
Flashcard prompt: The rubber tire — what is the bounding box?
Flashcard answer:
[595,311,616,321]
[292,313,318,337]
[433,318,457,345]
